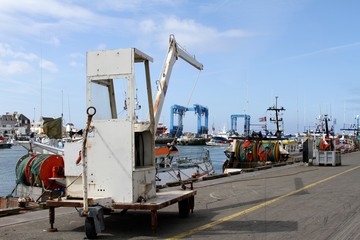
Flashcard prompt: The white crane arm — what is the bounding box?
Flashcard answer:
[176,45,203,71]
[153,35,203,130]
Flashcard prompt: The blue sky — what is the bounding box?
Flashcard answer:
[1,0,359,135]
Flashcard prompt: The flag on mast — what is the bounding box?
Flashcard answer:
[259,116,267,122]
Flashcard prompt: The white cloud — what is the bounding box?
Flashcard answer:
[0,43,58,74]
[0,43,37,61]
[69,60,84,68]
[68,52,84,68]
[139,19,156,34]
[0,1,253,56]
[138,16,255,53]
[39,59,58,73]
[0,0,113,41]
[0,60,32,75]
[95,0,181,12]
[69,61,78,67]
[283,42,360,61]
[0,0,94,21]
[49,37,61,46]
[69,52,84,59]
[0,43,37,75]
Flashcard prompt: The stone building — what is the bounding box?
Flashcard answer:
[0,112,31,135]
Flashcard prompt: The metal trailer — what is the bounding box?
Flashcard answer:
[46,187,196,238]
[45,35,203,238]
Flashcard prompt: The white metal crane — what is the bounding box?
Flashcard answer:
[153,34,203,130]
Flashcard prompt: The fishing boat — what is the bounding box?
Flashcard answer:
[206,136,230,146]
[156,123,167,136]
[0,136,12,149]
[155,144,215,186]
[222,97,293,173]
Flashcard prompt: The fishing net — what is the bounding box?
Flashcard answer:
[236,140,259,162]
[258,141,280,162]
[29,154,51,187]
[15,154,32,185]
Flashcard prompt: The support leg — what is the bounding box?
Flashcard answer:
[151,210,158,234]
[47,206,58,232]
[189,196,195,213]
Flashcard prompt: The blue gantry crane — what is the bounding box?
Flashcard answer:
[169,104,209,137]
[230,114,251,136]
[169,104,187,137]
[189,104,209,137]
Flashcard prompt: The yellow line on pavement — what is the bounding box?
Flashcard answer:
[167,165,360,239]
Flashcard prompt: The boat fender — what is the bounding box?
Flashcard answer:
[76,150,82,165]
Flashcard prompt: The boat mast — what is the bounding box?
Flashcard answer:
[267,96,285,138]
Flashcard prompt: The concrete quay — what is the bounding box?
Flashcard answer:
[1,151,360,239]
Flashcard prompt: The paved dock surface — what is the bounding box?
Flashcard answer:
[1,151,360,239]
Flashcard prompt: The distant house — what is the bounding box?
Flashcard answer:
[16,113,31,135]
[0,114,16,135]
[0,112,31,135]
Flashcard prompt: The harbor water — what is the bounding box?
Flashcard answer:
[0,144,27,197]
[0,144,228,197]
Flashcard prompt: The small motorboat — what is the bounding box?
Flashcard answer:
[206,136,230,146]
[0,136,12,149]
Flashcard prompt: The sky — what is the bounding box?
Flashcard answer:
[1,0,360,135]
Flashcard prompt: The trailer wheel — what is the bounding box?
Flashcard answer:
[85,217,97,239]
[103,207,112,215]
[178,199,190,218]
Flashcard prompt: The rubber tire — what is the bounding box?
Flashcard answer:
[178,199,190,218]
[85,217,97,239]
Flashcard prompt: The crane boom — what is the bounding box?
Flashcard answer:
[153,34,203,130]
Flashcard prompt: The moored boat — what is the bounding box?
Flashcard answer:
[206,136,230,146]
[176,135,207,145]
[155,144,216,186]
[156,123,167,136]
[0,136,12,149]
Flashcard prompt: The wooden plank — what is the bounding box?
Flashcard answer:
[47,199,83,208]
[46,190,196,211]
[0,207,21,217]
[112,190,196,210]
